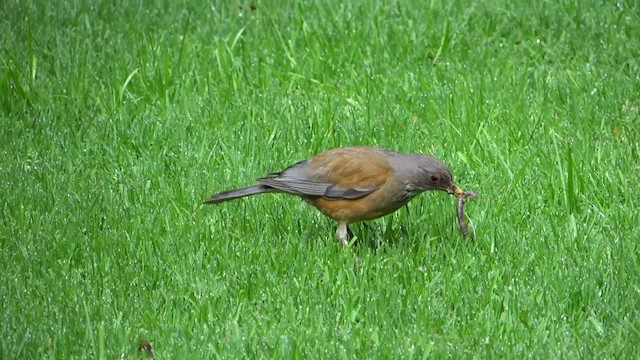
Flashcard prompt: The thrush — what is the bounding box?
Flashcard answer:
[205,146,476,244]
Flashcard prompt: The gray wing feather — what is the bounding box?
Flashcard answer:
[258,177,375,199]
[258,158,377,199]
[257,177,329,196]
[324,185,375,199]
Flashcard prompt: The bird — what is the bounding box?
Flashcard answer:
[204,146,469,245]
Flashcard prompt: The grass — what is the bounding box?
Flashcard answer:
[1,0,639,358]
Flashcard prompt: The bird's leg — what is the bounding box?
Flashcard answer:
[335,222,351,246]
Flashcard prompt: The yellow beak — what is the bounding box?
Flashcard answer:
[449,184,464,196]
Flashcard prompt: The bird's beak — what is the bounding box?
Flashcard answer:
[448,184,464,196]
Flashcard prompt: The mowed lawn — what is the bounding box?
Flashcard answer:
[1,0,639,358]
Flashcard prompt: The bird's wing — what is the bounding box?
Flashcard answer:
[259,147,391,199]
[258,176,375,199]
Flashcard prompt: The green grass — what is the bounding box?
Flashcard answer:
[1,0,639,358]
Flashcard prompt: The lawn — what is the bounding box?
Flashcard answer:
[1,0,639,358]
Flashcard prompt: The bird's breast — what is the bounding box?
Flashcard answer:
[306,176,411,222]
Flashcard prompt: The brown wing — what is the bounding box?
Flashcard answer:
[305,146,391,189]
[257,146,392,199]
[306,147,402,221]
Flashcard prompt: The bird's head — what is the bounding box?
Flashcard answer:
[401,154,464,196]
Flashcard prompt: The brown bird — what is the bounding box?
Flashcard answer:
[204,146,473,245]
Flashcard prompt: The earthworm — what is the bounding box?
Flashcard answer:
[457,190,477,236]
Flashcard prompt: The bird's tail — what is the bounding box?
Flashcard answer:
[203,185,275,204]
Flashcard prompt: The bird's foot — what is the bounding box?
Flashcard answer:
[336,222,351,246]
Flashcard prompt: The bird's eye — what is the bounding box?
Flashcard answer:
[430,175,439,182]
